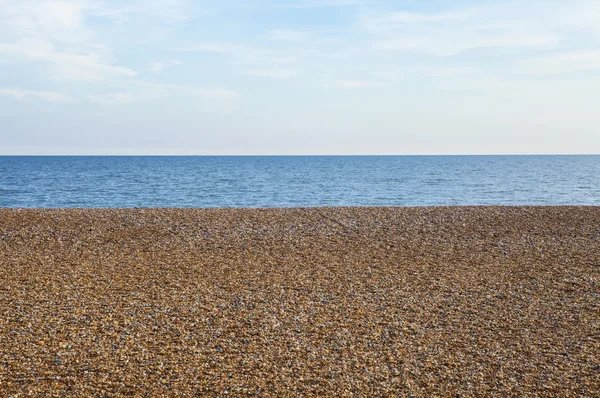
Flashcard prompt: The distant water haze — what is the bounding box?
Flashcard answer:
[0,155,599,208]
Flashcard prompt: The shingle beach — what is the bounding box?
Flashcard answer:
[1,207,599,396]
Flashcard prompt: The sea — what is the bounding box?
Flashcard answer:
[0,155,599,208]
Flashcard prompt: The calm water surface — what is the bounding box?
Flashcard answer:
[0,156,599,207]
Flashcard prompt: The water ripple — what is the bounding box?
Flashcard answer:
[0,155,599,207]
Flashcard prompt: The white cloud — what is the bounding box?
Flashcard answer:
[113,80,241,101]
[362,10,472,29]
[150,60,182,73]
[335,80,381,88]
[265,0,363,9]
[88,92,134,105]
[175,41,297,66]
[374,38,425,51]
[91,0,190,23]
[0,0,93,44]
[0,38,137,81]
[26,1,88,29]
[175,42,262,62]
[421,66,477,77]
[0,0,194,83]
[0,0,140,82]
[0,87,72,102]
[50,51,137,81]
[363,5,560,56]
[559,0,600,35]
[267,30,308,42]
[372,66,476,82]
[192,88,240,99]
[374,33,558,56]
[0,37,55,59]
[516,51,600,75]
[246,69,296,79]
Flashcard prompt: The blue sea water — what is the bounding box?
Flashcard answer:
[0,155,599,208]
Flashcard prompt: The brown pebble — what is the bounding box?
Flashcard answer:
[0,207,599,396]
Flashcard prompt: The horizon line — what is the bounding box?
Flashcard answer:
[1,153,599,157]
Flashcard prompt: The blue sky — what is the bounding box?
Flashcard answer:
[1,0,599,155]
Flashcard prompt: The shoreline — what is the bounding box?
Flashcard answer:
[1,206,599,395]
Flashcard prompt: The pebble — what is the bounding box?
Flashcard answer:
[0,207,598,396]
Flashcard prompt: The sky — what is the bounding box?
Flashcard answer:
[0,0,599,155]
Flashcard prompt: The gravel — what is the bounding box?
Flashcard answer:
[0,207,599,396]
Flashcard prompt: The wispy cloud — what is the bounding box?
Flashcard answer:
[267,29,309,42]
[88,92,134,105]
[335,80,381,88]
[372,66,477,82]
[175,42,296,66]
[89,0,191,23]
[174,40,299,83]
[112,79,241,101]
[559,0,600,36]
[192,87,240,99]
[150,59,181,73]
[0,0,93,43]
[515,51,600,75]
[361,10,472,30]
[0,37,137,81]
[362,5,560,56]
[0,87,72,102]
[237,0,363,9]
[51,52,137,81]
[374,38,424,51]
[246,69,296,79]
[175,42,259,62]
[0,1,141,83]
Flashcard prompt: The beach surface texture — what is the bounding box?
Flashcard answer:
[0,207,599,396]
